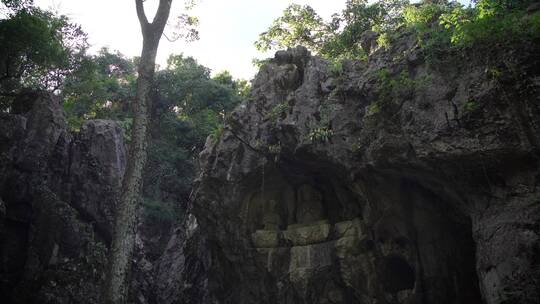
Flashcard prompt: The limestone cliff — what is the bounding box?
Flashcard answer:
[177,35,540,303]
[0,31,539,304]
[0,91,126,303]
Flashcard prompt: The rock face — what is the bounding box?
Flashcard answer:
[0,36,539,304]
[183,38,540,303]
[0,92,126,303]
[0,91,191,304]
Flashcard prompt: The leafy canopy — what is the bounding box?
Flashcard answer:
[255,0,409,61]
[0,0,87,109]
[62,50,247,206]
[256,0,540,62]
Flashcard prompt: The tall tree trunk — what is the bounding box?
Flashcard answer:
[105,1,172,303]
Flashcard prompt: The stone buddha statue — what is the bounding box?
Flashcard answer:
[262,199,281,230]
[296,184,324,224]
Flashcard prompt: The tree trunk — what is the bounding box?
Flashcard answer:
[105,1,172,303]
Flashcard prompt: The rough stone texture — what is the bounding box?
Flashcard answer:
[0,93,189,304]
[0,92,125,303]
[180,35,540,304]
[0,33,539,304]
[69,119,127,242]
[153,214,210,304]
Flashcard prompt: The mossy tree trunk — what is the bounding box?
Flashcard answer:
[104,1,172,303]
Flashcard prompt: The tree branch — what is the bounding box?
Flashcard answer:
[152,0,173,31]
[135,0,149,30]
[162,32,178,42]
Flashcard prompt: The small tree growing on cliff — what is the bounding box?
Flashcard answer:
[105,0,176,303]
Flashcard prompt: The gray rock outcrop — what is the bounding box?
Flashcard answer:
[1,30,539,304]
[0,92,126,303]
[180,35,540,304]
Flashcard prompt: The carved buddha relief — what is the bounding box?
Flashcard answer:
[295,184,324,224]
[262,199,281,230]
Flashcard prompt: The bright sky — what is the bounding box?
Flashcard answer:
[34,0,348,80]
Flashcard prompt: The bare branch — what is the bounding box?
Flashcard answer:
[152,0,173,31]
[162,32,178,42]
[135,0,149,30]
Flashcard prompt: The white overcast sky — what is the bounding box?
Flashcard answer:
[34,0,348,80]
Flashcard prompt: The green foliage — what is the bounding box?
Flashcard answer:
[463,100,480,113]
[213,70,250,98]
[320,0,408,59]
[486,67,502,80]
[252,58,272,69]
[329,60,344,76]
[61,50,246,208]
[267,142,282,162]
[268,143,282,155]
[377,69,415,103]
[308,126,334,143]
[62,49,135,130]
[142,55,246,202]
[0,0,248,225]
[403,2,449,27]
[118,118,133,143]
[255,4,328,53]
[454,10,539,46]
[366,102,380,117]
[402,2,457,61]
[257,0,539,65]
[268,101,289,123]
[367,68,428,119]
[155,55,245,124]
[401,0,540,62]
[254,138,263,150]
[0,4,87,107]
[529,10,540,34]
[209,124,224,144]
[304,103,339,144]
[256,0,409,61]
[377,32,391,49]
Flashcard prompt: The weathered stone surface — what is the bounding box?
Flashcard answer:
[69,119,126,241]
[0,91,127,303]
[252,230,280,248]
[474,200,540,304]
[15,92,68,173]
[1,28,539,304]
[526,2,540,13]
[180,35,540,303]
[360,30,379,55]
[334,218,362,238]
[283,222,331,246]
[153,216,211,304]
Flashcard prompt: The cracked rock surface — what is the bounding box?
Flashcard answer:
[179,36,540,304]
